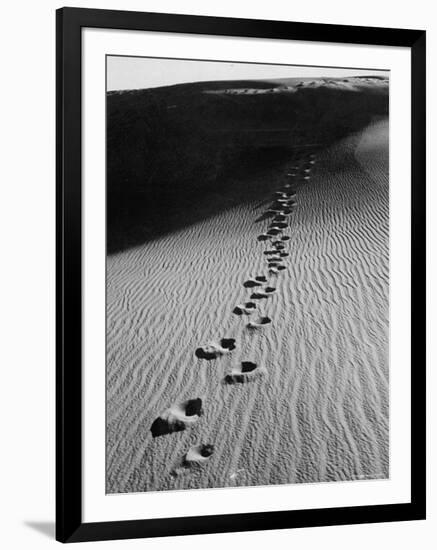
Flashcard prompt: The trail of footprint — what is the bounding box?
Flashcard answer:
[186,151,316,475]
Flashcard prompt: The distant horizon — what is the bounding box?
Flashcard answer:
[107,55,389,92]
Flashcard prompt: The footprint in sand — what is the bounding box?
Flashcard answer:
[224,361,266,384]
[257,233,270,241]
[275,203,294,212]
[247,316,272,329]
[267,227,282,236]
[250,287,276,299]
[243,275,267,287]
[243,278,263,288]
[171,443,215,477]
[233,302,257,315]
[266,208,285,217]
[267,258,281,266]
[195,338,236,360]
[264,249,281,256]
[151,398,203,437]
[269,265,286,274]
[184,443,214,465]
[281,236,290,241]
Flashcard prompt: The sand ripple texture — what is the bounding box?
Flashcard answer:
[106,118,389,493]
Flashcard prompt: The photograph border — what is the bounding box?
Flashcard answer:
[56,7,426,543]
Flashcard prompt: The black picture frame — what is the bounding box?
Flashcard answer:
[56,6,426,543]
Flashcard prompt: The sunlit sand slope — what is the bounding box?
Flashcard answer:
[106,118,389,493]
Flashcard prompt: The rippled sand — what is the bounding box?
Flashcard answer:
[106,118,389,493]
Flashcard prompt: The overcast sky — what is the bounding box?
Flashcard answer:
[107,55,388,92]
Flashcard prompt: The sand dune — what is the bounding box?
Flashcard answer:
[106,118,389,493]
[107,76,388,252]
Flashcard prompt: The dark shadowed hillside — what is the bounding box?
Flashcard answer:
[107,76,388,252]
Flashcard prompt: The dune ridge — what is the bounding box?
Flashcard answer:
[106,118,389,493]
[107,76,388,252]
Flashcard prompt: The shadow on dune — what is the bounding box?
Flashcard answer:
[107,77,388,253]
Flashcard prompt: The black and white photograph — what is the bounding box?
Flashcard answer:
[106,56,390,494]
[0,0,430,546]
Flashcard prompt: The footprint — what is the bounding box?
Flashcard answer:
[243,278,263,288]
[269,264,286,273]
[233,302,257,315]
[247,316,272,329]
[250,291,270,299]
[263,250,280,256]
[251,287,276,299]
[220,338,236,350]
[195,338,236,360]
[255,275,267,282]
[266,208,283,215]
[269,219,287,226]
[151,398,203,437]
[225,361,266,384]
[257,233,270,241]
[184,443,214,465]
[279,252,289,257]
[267,227,282,236]
[281,236,291,241]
